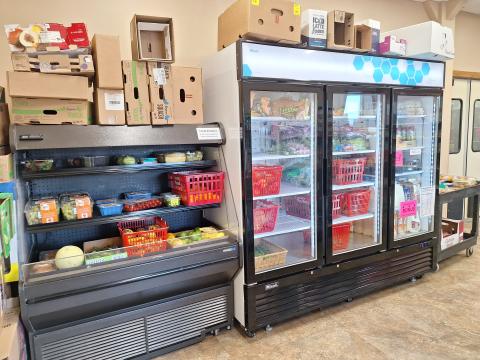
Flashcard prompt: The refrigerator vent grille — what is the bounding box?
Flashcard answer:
[40,319,147,360]
[146,294,228,351]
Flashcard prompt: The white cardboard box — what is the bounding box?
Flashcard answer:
[382,21,454,60]
[301,9,328,48]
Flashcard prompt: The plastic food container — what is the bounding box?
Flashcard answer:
[24,159,54,172]
[185,151,203,162]
[25,198,60,225]
[123,197,163,212]
[124,191,152,200]
[163,193,181,207]
[96,201,124,216]
[141,157,158,164]
[82,156,110,167]
[59,193,93,220]
[67,158,83,168]
[157,152,187,163]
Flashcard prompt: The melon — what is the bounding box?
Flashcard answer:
[55,245,84,269]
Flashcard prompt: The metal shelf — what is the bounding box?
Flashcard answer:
[395,170,423,177]
[254,215,310,239]
[252,154,310,161]
[26,204,220,233]
[397,114,427,119]
[251,116,310,122]
[253,183,310,200]
[333,115,376,120]
[333,213,374,225]
[332,149,375,156]
[21,160,217,179]
[396,146,424,151]
[332,181,375,191]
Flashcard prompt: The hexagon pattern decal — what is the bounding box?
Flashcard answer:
[352,55,433,85]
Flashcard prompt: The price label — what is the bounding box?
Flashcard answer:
[399,200,417,218]
[293,3,301,16]
[251,0,260,6]
[104,92,125,111]
[410,148,422,156]
[197,127,222,141]
[395,151,403,167]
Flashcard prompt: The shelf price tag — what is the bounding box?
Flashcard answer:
[395,151,403,167]
[399,200,417,218]
[196,127,222,141]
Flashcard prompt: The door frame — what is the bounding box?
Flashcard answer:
[324,85,390,264]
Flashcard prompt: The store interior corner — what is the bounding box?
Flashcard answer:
[0,0,479,359]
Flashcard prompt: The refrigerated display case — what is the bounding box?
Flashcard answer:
[203,40,444,336]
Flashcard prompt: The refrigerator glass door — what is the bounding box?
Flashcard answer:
[249,91,317,275]
[393,95,440,241]
[330,92,385,255]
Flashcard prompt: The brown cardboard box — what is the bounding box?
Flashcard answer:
[131,15,175,62]
[95,89,126,125]
[0,86,4,103]
[0,154,13,183]
[92,35,123,89]
[0,105,9,146]
[11,53,94,75]
[122,60,150,125]
[354,25,372,52]
[7,71,89,100]
[171,67,203,124]
[11,98,91,125]
[218,0,301,50]
[147,62,174,125]
[327,10,355,50]
[0,307,26,360]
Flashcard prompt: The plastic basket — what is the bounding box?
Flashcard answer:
[284,195,310,220]
[253,200,280,234]
[254,239,288,272]
[332,158,366,185]
[332,223,351,251]
[168,171,225,206]
[343,189,371,216]
[252,165,283,197]
[118,217,168,257]
[332,193,343,219]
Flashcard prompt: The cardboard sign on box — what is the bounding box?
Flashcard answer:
[171,67,204,124]
[218,0,301,50]
[11,98,91,125]
[122,60,150,125]
[95,89,125,125]
[131,15,175,62]
[147,62,174,125]
[327,10,354,50]
[0,105,9,147]
[92,35,123,89]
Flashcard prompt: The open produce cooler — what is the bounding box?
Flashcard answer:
[12,124,240,360]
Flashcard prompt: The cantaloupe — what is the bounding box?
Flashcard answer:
[55,245,84,269]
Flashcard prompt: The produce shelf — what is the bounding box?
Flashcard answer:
[26,203,220,233]
[333,115,376,120]
[253,183,310,200]
[21,160,217,179]
[254,214,310,239]
[332,149,375,156]
[252,154,310,161]
[332,213,374,225]
[332,181,375,191]
[395,170,423,177]
[397,114,428,119]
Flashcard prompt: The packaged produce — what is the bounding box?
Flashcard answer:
[24,159,54,172]
[82,156,109,167]
[167,226,226,248]
[141,157,157,164]
[185,151,203,161]
[124,191,152,200]
[25,198,60,225]
[116,155,137,165]
[157,152,187,163]
[55,245,84,269]
[83,237,127,265]
[96,201,124,216]
[163,193,181,207]
[38,249,58,261]
[123,197,163,212]
[59,193,93,220]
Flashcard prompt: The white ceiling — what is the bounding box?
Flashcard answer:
[413,0,480,14]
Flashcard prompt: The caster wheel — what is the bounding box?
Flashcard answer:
[434,263,440,272]
[410,276,417,283]
[245,329,256,338]
[226,325,232,330]
[213,329,220,336]
[346,297,353,303]
[466,247,474,257]
[265,324,273,332]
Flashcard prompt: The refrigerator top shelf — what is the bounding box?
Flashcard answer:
[333,149,376,156]
[333,115,377,120]
[252,154,310,161]
[397,114,428,119]
[333,213,374,225]
[254,214,310,239]
[253,183,310,200]
[396,146,424,151]
[395,170,423,177]
[332,181,375,191]
[251,116,310,123]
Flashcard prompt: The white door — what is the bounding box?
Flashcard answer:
[448,79,469,176]
[466,80,480,179]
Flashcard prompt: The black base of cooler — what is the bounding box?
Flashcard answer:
[244,240,434,335]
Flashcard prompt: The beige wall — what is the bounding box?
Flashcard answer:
[454,12,480,72]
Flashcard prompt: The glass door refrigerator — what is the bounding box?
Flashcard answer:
[242,83,323,284]
[325,87,389,263]
[389,90,442,248]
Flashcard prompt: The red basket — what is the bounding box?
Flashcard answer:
[118,217,168,257]
[284,195,310,220]
[332,223,351,251]
[343,189,371,216]
[332,158,366,185]
[168,171,225,206]
[253,200,280,234]
[252,165,283,197]
[332,193,343,219]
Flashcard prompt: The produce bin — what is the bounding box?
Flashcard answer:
[168,171,225,206]
[343,189,371,216]
[252,165,283,197]
[284,195,310,220]
[118,217,168,257]
[332,158,366,185]
[332,223,351,251]
[254,239,288,272]
[253,200,280,234]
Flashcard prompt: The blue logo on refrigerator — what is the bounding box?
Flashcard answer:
[353,55,431,85]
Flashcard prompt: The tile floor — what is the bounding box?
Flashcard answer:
[160,251,480,360]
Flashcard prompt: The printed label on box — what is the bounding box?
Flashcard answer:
[410,148,422,156]
[395,151,404,167]
[39,31,62,43]
[251,0,260,6]
[420,187,435,217]
[399,200,417,218]
[197,127,222,141]
[293,3,301,16]
[153,68,167,86]
[104,93,125,111]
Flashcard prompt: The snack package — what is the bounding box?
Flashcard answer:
[59,193,93,220]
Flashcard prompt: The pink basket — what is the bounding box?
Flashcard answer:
[284,195,310,220]
[332,193,343,219]
[332,158,367,185]
[253,200,280,234]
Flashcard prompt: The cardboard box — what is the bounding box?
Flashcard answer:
[327,10,354,50]
[0,105,9,146]
[0,307,26,360]
[122,60,150,125]
[92,35,123,89]
[7,71,89,100]
[0,155,13,183]
[170,67,204,125]
[95,89,126,125]
[11,53,94,75]
[218,0,301,50]
[441,218,464,250]
[11,98,91,125]
[147,62,174,124]
[130,15,174,62]
[301,9,327,48]
[379,35,406,56]
[0,87,5,103]
[382,21,454,60]
[356,19,380,53]
[354,25,372,52]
